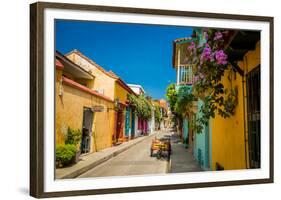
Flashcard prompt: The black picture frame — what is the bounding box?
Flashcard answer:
[30,1,274,198]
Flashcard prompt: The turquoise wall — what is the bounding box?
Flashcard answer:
[173,28,211,169]
[193,99,210,169]
[183,118,189,145]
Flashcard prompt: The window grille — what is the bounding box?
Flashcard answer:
[179,65,193,84]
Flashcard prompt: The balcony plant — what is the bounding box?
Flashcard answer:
[187,29,238,133]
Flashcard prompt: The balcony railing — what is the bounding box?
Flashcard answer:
[177,65,193,85]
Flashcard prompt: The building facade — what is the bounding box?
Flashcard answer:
[173,34,211,170]
[55,51,115,154]
[172,29,261,170]
[211,31,261,170]
[127,84,155,136]
[65,50,137,144]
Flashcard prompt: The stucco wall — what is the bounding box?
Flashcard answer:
[134,114,142,137]
[210,41,260,170]
[55,70,115,152]
[66,52,116,99]
[210,68,246,170]
[114,82,129,104]
[193,100,210,169]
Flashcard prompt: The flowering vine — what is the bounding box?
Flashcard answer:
[187,29,238,133]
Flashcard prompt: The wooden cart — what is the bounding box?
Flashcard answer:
[150,137,171,160]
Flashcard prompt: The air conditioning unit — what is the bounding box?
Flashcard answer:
[95,88,104,95]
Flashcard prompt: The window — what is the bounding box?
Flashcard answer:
[179,65,193,84]
[247,65,260,168]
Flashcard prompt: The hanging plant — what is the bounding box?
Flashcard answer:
[127,94,152,120]
[165,83,178,113]
[186,29,238,133]
[175,85,195,117]
[154,105,162,123]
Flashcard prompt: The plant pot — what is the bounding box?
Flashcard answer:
[56,160,63,168]
[74,150,81,163]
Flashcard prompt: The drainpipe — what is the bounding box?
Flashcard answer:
[242,56,249,169]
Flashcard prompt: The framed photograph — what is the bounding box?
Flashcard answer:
[30,2,274,198]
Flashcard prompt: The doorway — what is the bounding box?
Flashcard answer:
[81,107,94,154]
[116,108,124,142]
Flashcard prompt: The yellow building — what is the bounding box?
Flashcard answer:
[172,30,260,171]
[55,51,115,154]
[65,50,137,144]
[211,31,260,170]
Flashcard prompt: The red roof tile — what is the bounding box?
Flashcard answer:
[55,59,64,70]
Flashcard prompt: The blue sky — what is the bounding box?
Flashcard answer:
[55,20,193,99]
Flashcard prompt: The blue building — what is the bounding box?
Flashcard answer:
[172,30,211,170]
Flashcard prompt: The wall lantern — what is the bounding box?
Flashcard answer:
[107,98,120,112]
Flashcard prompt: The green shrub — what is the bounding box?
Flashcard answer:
[56,144,77,167]
[154,105,162,123]
[127,94,152,120]
[65,127,82,149]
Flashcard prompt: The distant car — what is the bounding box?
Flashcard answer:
[150,137,171,160]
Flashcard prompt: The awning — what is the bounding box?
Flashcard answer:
[56,51,94,80]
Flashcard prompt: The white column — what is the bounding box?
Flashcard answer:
[177,49,180,85]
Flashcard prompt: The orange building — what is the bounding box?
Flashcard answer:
[55,51,115,154]
[65,50,137,144]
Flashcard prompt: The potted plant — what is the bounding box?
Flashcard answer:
[65,127,82,163]
[56,144,77,168]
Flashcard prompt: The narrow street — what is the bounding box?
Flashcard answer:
[78,130,172,178]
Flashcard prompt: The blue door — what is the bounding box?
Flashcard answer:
[125,107,130,137]
[131,109,135,138]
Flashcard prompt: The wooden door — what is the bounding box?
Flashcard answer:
[116,109,124,141]
[247,66,261,168]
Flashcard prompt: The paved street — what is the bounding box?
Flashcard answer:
[78,130,172,178]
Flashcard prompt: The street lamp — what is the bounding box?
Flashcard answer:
[107,98,120,112]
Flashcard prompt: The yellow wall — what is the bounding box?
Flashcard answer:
[114,82,130,105]
[211,41,260,170]
[66,52,116,99]
[55,69,115,152]
[210,68,246,170]
[238,41,261,73]
[114,82,132,137]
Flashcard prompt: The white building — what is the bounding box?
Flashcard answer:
[128,84,155,136]
[127,84,145,95]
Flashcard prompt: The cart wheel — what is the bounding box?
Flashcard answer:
[157,150,162,159]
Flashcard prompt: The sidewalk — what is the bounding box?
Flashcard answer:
[169,132,202,173]
[56,130,161,179]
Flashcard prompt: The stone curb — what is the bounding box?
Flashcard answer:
[60,131,161,179]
